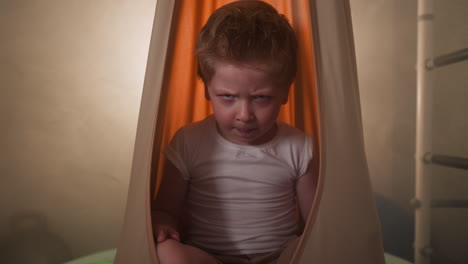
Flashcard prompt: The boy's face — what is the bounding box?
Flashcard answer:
[206,61,288,145]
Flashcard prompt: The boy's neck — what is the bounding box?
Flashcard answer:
[214,119,279,146]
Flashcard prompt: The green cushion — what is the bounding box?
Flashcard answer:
[65,248,412,264]
[63,249,116,264]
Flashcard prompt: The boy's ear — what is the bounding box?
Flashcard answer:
[281,91,289,105]
[205,85,211,100]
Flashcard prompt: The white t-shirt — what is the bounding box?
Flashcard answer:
[164,115,313,255]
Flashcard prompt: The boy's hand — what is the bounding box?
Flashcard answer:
[154,224,180,243]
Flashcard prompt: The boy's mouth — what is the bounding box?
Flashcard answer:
[236,128,256,135]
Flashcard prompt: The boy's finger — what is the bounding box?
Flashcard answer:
[157,230,167,243]
[170,231,180,241]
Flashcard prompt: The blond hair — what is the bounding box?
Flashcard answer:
[196,1,297,88]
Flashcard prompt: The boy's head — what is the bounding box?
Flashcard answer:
[196,0,297,90]
[195,1,298,145]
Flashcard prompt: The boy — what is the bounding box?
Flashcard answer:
[152,1,316,263]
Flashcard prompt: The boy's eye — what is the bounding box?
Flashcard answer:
[219,94,234,100]
[254,95,272,101]
[218,94,235,101]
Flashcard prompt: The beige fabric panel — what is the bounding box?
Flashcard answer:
[115,0,385,263]
[291,0,385,263]
[114,0,173,263]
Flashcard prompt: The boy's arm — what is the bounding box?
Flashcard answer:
[152,159,188,242]
[296,161,317,223]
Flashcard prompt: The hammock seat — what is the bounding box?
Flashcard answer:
[115,0,385,263]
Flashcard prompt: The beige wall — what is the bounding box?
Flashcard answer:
[351,1,468,263]
[1,0,467,263]
[0,0,156,261]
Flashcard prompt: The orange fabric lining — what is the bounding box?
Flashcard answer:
[151,0,320,200]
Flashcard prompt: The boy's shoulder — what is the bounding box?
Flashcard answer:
[179,115,215,133]
[275,121,313,150]
[277,121,311,139]
[174,115,215,142]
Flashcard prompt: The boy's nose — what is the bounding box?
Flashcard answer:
[236,102,254,122]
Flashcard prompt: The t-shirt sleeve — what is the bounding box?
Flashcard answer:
[162,128,191,181]
[297,134,313,178]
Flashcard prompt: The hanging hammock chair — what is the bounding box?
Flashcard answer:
[115,0,385,263]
